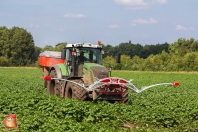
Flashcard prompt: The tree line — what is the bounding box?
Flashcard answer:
[102,41,169,59]
[103,38,198,71]
[0,26,198,71]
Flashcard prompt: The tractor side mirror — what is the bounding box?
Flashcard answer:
[61,49,66,59]
[116,53,121,63]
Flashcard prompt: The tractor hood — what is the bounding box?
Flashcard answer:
[83,63,109,79]
[82,63,109,86]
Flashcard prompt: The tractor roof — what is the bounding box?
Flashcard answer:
[66,43,102,49]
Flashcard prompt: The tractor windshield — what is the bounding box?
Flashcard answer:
[76,48,102,64]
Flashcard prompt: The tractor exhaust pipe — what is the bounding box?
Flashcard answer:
[71,45,76,76]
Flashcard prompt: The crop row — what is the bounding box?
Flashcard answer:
[0,68,198,131]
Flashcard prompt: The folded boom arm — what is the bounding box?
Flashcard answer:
[43,76,179,93]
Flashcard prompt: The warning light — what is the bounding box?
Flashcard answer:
[172,82,179,87]
[43,76,52,81]
[98,41,101,45]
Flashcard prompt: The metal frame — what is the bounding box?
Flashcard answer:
[44,76,178,93]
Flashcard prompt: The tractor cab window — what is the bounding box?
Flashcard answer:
[76,48,102,64]
[66,49,72,63]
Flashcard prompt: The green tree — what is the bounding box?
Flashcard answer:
[41,45,54,52]
[102,44,115,58]
[139,43,169,59]
[31,46,42,66]
[120,55,131,70]
[130,55,144,70]
[0,56,9,66]
[193,52,198,71]
[133,44,143,57]
[54,42,67,51]
[0,26,35,66]
[159,50,170,71]
[0,26,10,57]
[102,56,116,70]
[167,54,183,71]
[115,43,135,58]
[8,27,35,66]
[139,47,150,59]
[142,54,154,71]
[169,38,198,56]
[183,52,198,71]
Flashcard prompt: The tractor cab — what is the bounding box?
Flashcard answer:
[61,43,108,85]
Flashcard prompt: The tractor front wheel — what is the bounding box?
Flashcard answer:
[65,82,76,99]
[65,80,88,101]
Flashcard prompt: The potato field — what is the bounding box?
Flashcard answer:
[0,68,198,131]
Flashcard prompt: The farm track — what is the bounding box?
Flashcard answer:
[0,68,198,131]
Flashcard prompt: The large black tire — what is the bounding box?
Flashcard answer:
[65,79,88,101]
[47,70,61,96]
[117,89,129,104]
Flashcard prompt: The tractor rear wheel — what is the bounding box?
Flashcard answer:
[47,70,61,96]
[65,79,87,101]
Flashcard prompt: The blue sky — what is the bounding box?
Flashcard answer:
[0,0,197,47]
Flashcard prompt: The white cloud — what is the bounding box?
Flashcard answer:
[175,25,195,30]
[108,24,120,28]
[152,0,167,4]
[30,23,39,28]
[115,0,147,6]
[63,13,86,18]
[115,0,167,9]
[131,18,158,26]
[175,25,187,30]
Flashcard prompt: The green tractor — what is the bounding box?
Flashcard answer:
[39,42,179,104]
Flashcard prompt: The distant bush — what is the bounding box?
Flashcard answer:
[0,56,10,66]
[103,51,198,72]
